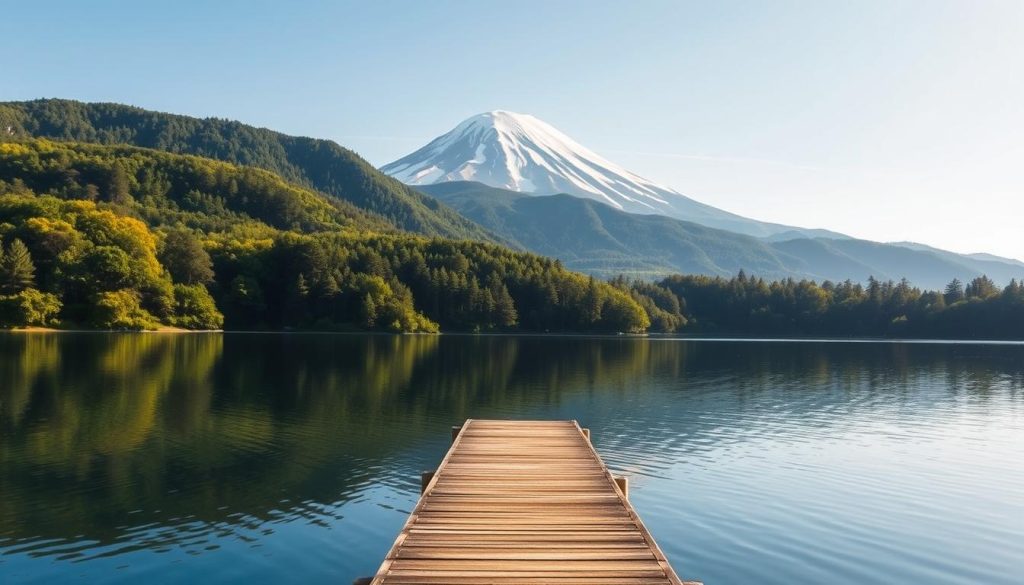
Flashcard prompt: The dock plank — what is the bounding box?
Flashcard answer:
[368,420,683,585]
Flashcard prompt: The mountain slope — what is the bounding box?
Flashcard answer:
[891,241,1024,272]
[419,182,804,279]
[383,110,845,239]
[421,182,1023,289]
[0,139,649,333]
[0,99,494,241]
[0,139,391,234]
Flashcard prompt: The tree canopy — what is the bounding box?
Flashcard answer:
[1,98,494,241]
[1,136,1020,338]
[625,272,1024,340]
[0,140,649,333]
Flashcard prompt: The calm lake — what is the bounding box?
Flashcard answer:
[1,333,1022,584]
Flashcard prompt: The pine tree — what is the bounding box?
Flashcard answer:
[159,230,214,284]
[108,162,131,204]
[965,275,997,299]
[494,290,517,327]
[944,278,965,304]
[585,276,603,323]
[0,239,36,294]
[487,273,518,328]
[1003,279,1024,302]
[866,276,882,304]
[360,293,377,328]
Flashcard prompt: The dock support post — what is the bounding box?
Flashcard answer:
[352,578,372,585]
[615,475,629,499]
[581,427,590,441]
[451,424,462,443]
[421,470,435,494]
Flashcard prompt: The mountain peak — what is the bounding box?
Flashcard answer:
[466,110,539,125]
[447,110,555,146]
[474,109,533,120]
[382,110,677,210]
[381,112,839,238]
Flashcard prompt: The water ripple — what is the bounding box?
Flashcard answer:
[2,335,1023,584]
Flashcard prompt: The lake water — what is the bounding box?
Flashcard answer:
[0,333,1022,584]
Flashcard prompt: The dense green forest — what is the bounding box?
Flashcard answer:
[0,139,648,332]
[0,99,495,241]
[0,119,1020,338]
[616,271,1024,340]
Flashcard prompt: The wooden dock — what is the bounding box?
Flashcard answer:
[366,419,689,584]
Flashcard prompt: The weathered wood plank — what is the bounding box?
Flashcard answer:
[368,420,685,585]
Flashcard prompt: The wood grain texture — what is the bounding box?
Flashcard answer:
[369,420,684,584]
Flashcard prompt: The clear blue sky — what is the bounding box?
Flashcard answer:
[4,0,1022,258]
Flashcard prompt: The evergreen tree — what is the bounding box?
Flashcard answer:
[1003,279,1024,302]
[490,277,518,328]
[965,275,998,299]
[0,239,36,294]
[159,230,214,285]
[585,276,603,323]
[360,293,377,328]
[108,162,131,204]
[866,276,882,304]
[944,278,965,304]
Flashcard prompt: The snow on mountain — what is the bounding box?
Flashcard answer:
[384,111,672,211]
[381,111,840,238]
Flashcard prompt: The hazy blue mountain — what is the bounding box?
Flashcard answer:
[420,181,804,279]
[770,238,1021,286]
[966,253,1024,268]
[762,228,853,242]
[891,241,1024,271]
[421,181,1024,288]
[384,111,846,239]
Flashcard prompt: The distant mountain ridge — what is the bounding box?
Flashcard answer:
[891,241,1024,270]
[0,99,496,242]
[383,111,845,239]
[421,181,1024,289]
[419,181,802,279]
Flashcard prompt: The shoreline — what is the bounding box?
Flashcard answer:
[3,326,219,334]
[2,328,1023,345]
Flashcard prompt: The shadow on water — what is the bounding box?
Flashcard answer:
[1,333,1022,583]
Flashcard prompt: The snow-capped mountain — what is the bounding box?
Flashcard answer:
[382,111,841,238]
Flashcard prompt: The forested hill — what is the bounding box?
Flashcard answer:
[0,99,495,242]
[0,110,1020,339]
[0,139,649,333]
